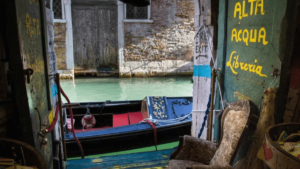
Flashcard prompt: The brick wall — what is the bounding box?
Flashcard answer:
[54,23,67,70]
[121,0,195,77]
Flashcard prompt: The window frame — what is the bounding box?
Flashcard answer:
[124,1,153,23]
[51,0,66,23]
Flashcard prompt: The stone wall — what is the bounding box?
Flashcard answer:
[121,0,195,77]
[54,23,67,70]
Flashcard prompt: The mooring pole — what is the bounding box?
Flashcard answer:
[208,69,216,141]
[55,73,67,161]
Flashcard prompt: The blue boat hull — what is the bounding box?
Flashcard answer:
[64,96,192,157]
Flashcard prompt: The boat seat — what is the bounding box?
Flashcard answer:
[128,111,144,124]
[113,113,129,127]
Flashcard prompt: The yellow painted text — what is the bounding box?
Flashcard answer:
[26,13,41,37]
[234,0,265,20]
[231,27,268,46]
[226,51,267,77]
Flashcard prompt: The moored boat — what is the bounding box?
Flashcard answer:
[63,96,192,157]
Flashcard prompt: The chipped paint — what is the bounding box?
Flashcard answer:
[92,159,103,163]
[234,92,251,101]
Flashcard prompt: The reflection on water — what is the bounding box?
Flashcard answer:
[60,77,192,102]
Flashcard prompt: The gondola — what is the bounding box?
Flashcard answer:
[63,96,192,158]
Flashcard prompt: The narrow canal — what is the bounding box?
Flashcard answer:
[61,76,193,159]
[61,77,193,102]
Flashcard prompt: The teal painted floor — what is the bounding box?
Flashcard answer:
[66,148,174,169]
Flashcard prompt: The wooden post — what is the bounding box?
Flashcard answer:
[55,73,67,161]
[207,69,216,141]
[192,0,214,139]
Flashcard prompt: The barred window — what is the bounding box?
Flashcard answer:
[125,3,150,20]
[53,0,63,19]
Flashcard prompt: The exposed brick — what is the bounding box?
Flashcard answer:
[53,23,67,70]
[124,0,195,62]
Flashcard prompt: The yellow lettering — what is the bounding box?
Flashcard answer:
[32,18,36,35]
[26,13,32,37]
[240,63,249,71]
[226,51,238,74]
[258,27,268,45]
[249,64,256,72]
[243,29,249,46]
[25,13,40,37]
[234,2,242,20]
[255,0,265,15]
[227,51,267,78]
[242,0,249,18]
[238,30,243,42]
[250,29,257,42]
[256,66,267,77]
[231,28,238,42]
[235,55,239,68]
[36,19,40,35]
[248,0,256,15]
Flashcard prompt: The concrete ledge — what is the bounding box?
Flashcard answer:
[54,19,67,23]
[123,19,154,23]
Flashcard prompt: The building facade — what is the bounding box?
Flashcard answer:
[52,0,195,77]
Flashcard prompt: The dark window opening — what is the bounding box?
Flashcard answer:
[53,0,62,19]
[126,4,148,19]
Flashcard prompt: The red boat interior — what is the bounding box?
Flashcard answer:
[72,111,144,133]
[66,100,149,133]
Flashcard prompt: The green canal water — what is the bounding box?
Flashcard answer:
[60,77,193,102]
[60,77,193,159]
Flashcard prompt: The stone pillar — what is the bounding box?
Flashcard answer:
[118,1,125,74]
[64,0,74,70]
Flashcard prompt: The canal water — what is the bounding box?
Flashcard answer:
[60,77,193,159]
[60,77,193,102]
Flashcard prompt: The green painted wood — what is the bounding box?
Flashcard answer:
[68,141,179,160]
[4,0,53,168]
[66,149,173,169]
[216,0,300,165]
[217,0,299,120]
[220,0,284,113]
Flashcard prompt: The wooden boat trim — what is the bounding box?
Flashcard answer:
[65,121,191,143]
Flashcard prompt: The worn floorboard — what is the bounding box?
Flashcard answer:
[66,148,174,169]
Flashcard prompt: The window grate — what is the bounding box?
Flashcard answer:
[53,0,62,19]
[126,4,148,19]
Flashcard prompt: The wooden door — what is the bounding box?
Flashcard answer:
[72,1,118,74]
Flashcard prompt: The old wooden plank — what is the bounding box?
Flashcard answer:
[192,0,214,139]
[67,149,173,169]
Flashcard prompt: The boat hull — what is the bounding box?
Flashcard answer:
[66,122,191,157]
[63,96,193,157]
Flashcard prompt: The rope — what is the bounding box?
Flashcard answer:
[198,93,211,138]
[144,119,157,151]
[46,103,60,133]
[61,87,85,159]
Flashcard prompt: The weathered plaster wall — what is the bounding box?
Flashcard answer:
[54,22,67,70]
[120,0,195,77]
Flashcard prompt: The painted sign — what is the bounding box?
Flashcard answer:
[219,0,286,110]
[226,0,269,78]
